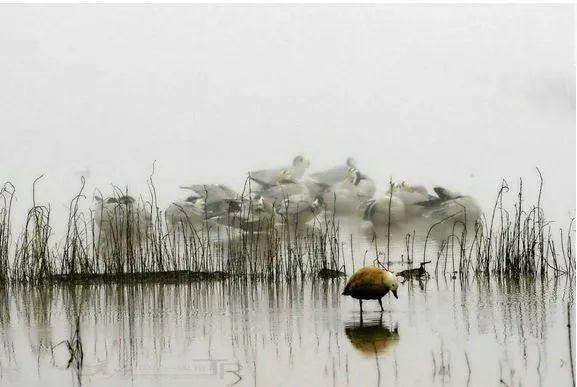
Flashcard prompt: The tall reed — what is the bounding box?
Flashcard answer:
[12,176,53,281]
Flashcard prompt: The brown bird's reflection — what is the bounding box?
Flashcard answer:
[345,316,400,356]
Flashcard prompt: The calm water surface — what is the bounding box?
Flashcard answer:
[0,271,573,386]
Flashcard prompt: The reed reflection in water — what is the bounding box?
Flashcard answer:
[0,273,573,386]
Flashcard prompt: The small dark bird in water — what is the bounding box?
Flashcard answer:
[342,266,399,314]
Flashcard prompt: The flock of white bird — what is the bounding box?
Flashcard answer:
[93,155,482,240]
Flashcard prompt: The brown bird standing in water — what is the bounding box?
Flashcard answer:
[342,267,399,314]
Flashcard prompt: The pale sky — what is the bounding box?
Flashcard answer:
[0,5,574,229]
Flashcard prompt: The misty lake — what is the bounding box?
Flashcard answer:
[0,259,573,386]
[0,4,574,387]
[0,167,573,387]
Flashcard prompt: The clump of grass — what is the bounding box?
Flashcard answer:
[12,176,53,282]
[424,169,574,277]
[0,182,15,282]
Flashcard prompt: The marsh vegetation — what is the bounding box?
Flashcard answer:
[0,166,573,284]
[0,165,573,386]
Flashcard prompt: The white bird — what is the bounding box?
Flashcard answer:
[248,155,310,189]
[212,195,276,232]
[179,184,242,217]
[308,157,357,190]
[166,184,243,232]
[93,195,151,245]
[93,196,118,242]
[319,170,359,215]
[180,184,239,204]
[165,195,209,233]
[360,194,406,229]
[259,178,310,205]
[353,171,376,202]
[124,195,152,236]
[315,168,376,216]
[388,182,431,220]
[275,194,323,228]
[416,187,482,227]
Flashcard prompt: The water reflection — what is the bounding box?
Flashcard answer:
[0,274,573,386]
[345,316,400,357]
[50,315,83,386]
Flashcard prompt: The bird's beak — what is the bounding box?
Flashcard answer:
[392,290,398,299]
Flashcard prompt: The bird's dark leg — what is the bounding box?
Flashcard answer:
[378,298,384,312]
[359,300,363,315]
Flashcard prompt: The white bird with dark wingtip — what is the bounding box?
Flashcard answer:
[258,172,310,205]
[415,186,482,226]
[164,195,208,233]
[312,167,376,216]
[179,184,242,217]
[213,195,276,232]
[389,182,432,220]
[360,194,406,230]
[248,155,310,189]
[180,184,239,203]
[275,194,323,229]
[311,157,357,183]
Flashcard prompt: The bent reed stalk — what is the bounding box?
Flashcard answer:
[0,168,574,283]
